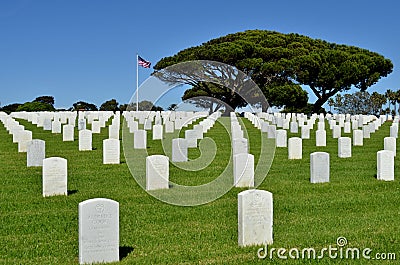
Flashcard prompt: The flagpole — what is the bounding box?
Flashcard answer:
[136,53,139,112]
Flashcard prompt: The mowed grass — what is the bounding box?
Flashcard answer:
[0,115,399,264]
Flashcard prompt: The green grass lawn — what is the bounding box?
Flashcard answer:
[0,115,399,264]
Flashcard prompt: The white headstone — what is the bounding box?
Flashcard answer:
[172,138,188,162]
[78,119,86,131]
[79,130,92,151]
[79,198,119,264]
[384,137,396,157]
[267,125,276,139]
[63,124,74,141]
[103,139,120,164]
[377,150,394,181]
[91,121,101,133]
[165,121,174,133]
[275,129,287,147]
[185,130,198,148]
[233,153,254,187]
[152,124,163,140]
[332,125,341,138]
[51,120,62,133]
[17,130,32,152]
[290,121,298,133]
[310,152,330,183]
[238,189,273,246]
[128,120,138,133]
[43,118,52,131]
[363,125,370,138]
[353,130,363,146]
[108,124,119,140]
[315,130,326,147]
[42,157,67,197]
[134,130,147,149]
[146,155,169,190]
[338,137,351,158]
[317,121,325,131]
[288,137,302,159]
[232,138,248,155]
[27,139,45,167]
[301,126,310,139]
[144,119,152,130]
[390,125,398,138]
[344,122,351,133]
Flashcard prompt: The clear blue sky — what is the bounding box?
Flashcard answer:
[1,0,399,110]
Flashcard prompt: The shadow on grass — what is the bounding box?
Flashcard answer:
[68,190,78,195]
[120,246,134,260]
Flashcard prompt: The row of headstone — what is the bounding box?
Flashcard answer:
[231,113,254,188]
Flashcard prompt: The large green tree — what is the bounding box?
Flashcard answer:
[154,30,392,113]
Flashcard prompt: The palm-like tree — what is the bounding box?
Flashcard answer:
[385,89,396,115]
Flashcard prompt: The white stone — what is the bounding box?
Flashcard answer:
[267,125,276,139]
[79,130,92,151]
[103,139,120,164]
[91,121,101,133]
[275,130,287,147]
[43,118,52,131]
[332,125,341,138]
[146,155,169,190]
[353,130,363,146]
[17,130,32,152]
[310,152,329,183]
[384,137,396,157]
[134,130,147,149]
[172,138,188,162]
[185,130,198,148]
[377,150,394,181]
[63,124,74,141]
[51,120,62,133]
[79,198,119,264]
[288,137,302,159]
[78,119,86,131]
[152,124,163,140]
[315,130,326,147]
[338,137,351,158]
[317,121,325,131]
[144,119,152,130]
[344,122,351,133]
[238,189,273,246]
[232,138,248,155]
[289,121,298,133]
[233,153,254,187]
[128,120,138,133]
[301,126,310,139]
[108,124,119,140]
[363,125,370,138]
[27,139,45,167]
[165,121,174,133]
[390,125,398,138]
[42,157,67,197]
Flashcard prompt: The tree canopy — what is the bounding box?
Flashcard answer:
[331,91,386,115]
[99,99,119,112]
[33,96,55,106]
[16,101,55,112]
[71,101,98,111]
[154,30,393,113]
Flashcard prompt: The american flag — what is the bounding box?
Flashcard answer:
[138,55,151,68]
